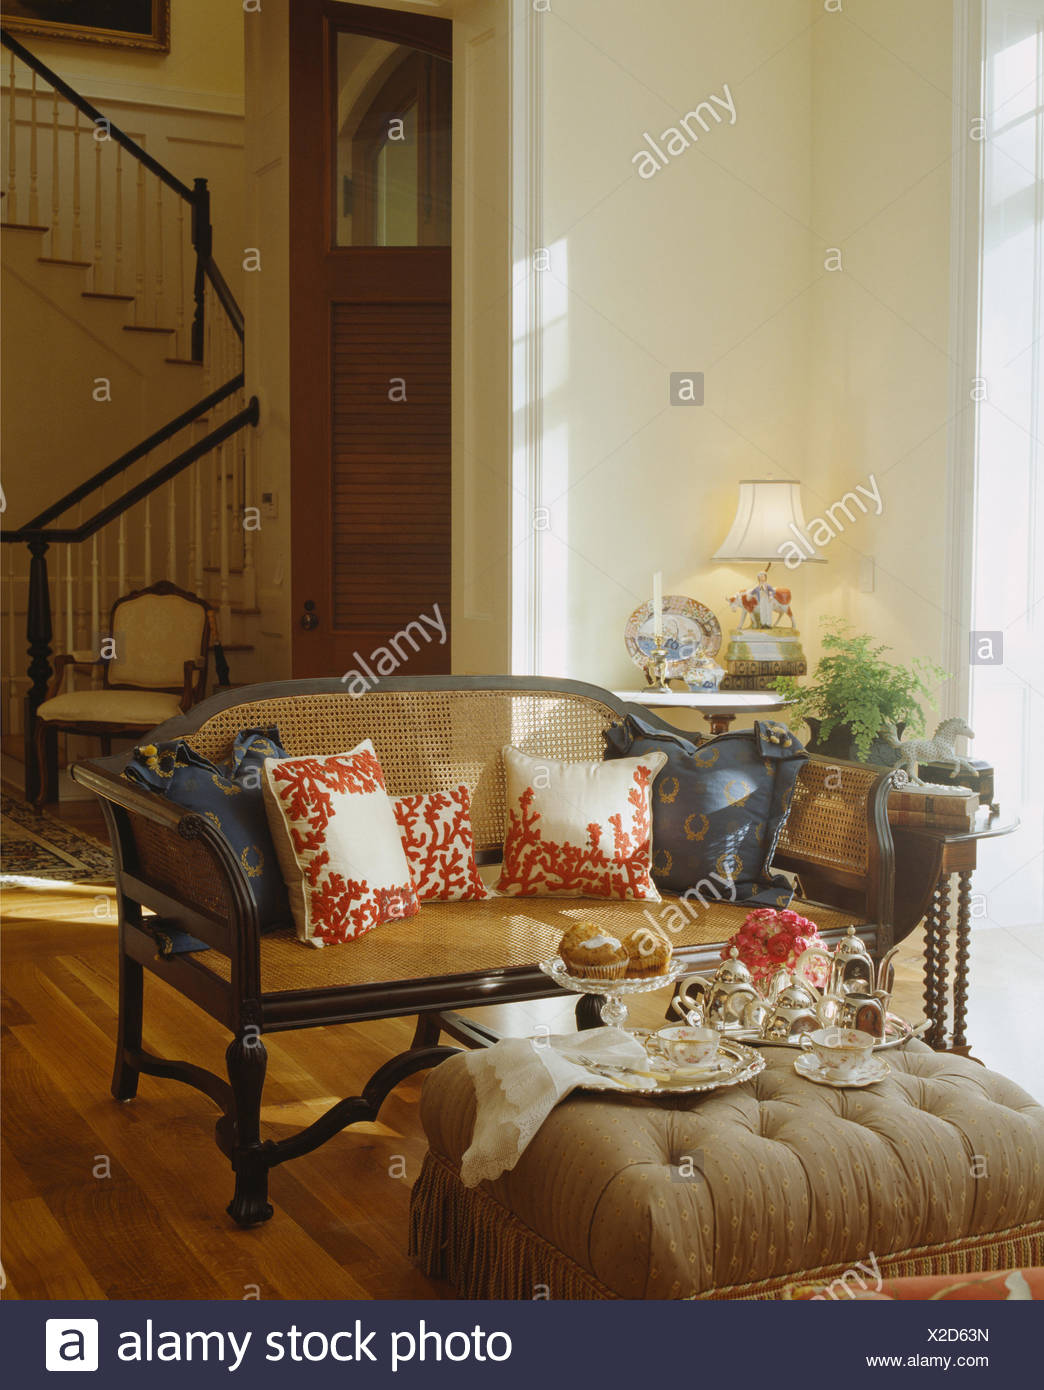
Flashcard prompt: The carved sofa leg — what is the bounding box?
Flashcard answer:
[411,1012,442,1048]
[225,1020,273,1227]
[110,947,144,1102]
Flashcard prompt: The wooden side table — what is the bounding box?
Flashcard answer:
[890,810,1020,1054]
[612,689,788,737]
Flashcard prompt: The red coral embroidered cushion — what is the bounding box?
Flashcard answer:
[393,786,492,903]
[262,741,420,946]
[496,746,667,900]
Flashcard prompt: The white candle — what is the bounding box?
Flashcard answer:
[652,571,663,637]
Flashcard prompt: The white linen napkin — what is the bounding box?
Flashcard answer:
[458,1026,649,1187]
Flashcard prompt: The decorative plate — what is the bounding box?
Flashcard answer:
[625,595,722,679]
[794,1053,891,1089]
[573,1036,765,1095]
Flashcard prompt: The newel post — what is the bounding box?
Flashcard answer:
[190,176,212,363]
[24,536,54,802]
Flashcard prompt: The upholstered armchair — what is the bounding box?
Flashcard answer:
[34,580,211,805]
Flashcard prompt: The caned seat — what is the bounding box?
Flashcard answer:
[198,895,865,996]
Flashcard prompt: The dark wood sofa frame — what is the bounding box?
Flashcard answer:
[71,675,896,1226]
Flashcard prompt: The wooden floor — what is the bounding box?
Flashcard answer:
[1,795,1039,1300]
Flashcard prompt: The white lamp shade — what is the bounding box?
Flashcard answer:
[712,479,826,563]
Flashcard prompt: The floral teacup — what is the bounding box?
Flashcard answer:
[800,1027,876,1079]
[648,1025,721,1069]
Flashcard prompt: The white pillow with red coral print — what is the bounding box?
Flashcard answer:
[495,746,667,900]
[262,740,420,947]
[392,785,492,903]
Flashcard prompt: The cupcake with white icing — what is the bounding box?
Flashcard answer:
[558,930,628,980]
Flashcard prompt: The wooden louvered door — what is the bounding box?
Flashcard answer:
[290,0,452,679]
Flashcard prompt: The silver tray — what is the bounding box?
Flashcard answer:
[726,1013,925,1052]
[572,1035,765,1095]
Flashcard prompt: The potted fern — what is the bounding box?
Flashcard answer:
[773,621,945,763]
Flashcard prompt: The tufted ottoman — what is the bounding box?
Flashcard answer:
[409,1042,1044,1299]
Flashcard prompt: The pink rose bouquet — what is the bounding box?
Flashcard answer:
[722,906,830,988]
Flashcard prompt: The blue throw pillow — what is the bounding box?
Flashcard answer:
[123,727,291,947]
[603,714,807,907]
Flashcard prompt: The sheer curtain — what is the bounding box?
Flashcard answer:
[970,0,1044,928]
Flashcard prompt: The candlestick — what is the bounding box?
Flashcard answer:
[652,571,662,638]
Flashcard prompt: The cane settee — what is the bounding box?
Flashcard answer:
[72,676,896,1226]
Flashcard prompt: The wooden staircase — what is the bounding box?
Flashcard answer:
[1,28,259,799]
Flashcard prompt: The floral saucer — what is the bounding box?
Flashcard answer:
[794,1052,891,1089]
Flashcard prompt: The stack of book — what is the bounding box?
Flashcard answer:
[888,783,979,830]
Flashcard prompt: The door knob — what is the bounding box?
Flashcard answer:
[300,600,319,631]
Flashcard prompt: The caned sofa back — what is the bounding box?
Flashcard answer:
[183,686,621,855]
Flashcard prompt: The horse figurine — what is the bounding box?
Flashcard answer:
[881,717,977,785]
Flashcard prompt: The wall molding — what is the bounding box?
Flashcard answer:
[509,0,543,675]
[942,0,986,719]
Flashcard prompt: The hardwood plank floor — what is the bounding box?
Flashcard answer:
[2,857,1040,1300]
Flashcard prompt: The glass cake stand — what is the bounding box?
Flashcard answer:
[538,957,685,1027]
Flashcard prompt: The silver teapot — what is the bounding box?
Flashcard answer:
[673,948,759,1029]
[819,926,875,996]
[743,969,821,1040]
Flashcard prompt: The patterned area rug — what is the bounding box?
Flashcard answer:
[0,794,114,884]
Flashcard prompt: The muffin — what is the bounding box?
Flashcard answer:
[559,931,628,981]
[622,926,673,979]
[558,921,604,955]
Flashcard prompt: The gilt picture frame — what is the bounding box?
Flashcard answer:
[1,1,170,53]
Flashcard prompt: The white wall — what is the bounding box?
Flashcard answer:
[518,0,957,727]
[806,0,956,688]
[522,0,816,694]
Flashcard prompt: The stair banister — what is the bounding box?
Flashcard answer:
[18,376,245,532]
[1,28,195,203]
[1,29,259,799]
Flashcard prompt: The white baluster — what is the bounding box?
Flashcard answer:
[243,420,258,610]
[154,176,164,326]
[97,485,107,660]
[176,196,186,358]
[90,533,100,656]
[113,144,123,294]
[117,511,127,595]
[219,435,231,633]
[92,132,103,290]
[71,107,82,261]
[135,159,146,323]
[143,490,153,585]
[75,501,87,649]
[6,53,17,222]
[50,86,59,257]
[28,71,38,225]
[65,541,74,654]
[192,450,204,599]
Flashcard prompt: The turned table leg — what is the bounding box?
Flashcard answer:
[922,892,938,1047]
[951,869,974,1052]
[922,875,954,1050]
[930,875,952,1049]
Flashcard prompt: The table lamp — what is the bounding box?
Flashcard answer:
[712,479,825,690]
